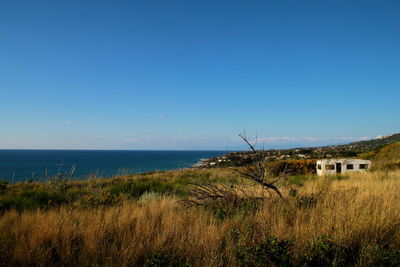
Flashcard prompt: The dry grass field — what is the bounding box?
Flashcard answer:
[1,169,400,266]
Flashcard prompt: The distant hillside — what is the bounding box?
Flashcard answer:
[336,133,400,154]
[360,141,400,170]
[195,133,400,168]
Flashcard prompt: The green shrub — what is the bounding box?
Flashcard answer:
[366,245,400,266]
[0,190,68,212]
[0,180,8,195]
[236,236,294,267]
[48,174,69,193]
[143,251,191,267]
[144,251,170,267]
[301,235,359,266]
[302,235,335,266]
[66,188,90,201]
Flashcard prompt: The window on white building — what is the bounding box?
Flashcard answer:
[346,164,354,170]
[359,164,368,170]
[325,165,335,170]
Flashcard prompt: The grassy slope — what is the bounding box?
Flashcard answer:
[2,168,400,266]
[0,168,240,212]
[360,141,400,170]
[374,142,400,161]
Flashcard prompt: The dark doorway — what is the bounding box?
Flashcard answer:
[336,163,342,174]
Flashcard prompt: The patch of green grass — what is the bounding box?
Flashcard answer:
[65,188,90,201]
[0,190,69,212]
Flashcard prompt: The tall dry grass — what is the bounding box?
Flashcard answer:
[1,170,400,266]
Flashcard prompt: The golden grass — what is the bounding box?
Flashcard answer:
[2,170,400,266]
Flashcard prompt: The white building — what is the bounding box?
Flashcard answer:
[316,159,371,176]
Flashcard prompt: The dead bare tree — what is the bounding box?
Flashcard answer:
[181,133,286,208]
[236,133,284,198]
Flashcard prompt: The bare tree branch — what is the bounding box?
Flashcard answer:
[236,133,284,198]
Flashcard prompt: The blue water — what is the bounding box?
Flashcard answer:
[0,150,227,182]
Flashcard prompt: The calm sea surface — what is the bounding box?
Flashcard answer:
[0,150,227,182]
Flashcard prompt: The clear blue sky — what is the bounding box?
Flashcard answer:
[1,0,399,150]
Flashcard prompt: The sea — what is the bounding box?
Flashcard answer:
[0,150,227,182]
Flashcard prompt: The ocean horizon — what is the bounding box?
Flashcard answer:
[0,150,227,182]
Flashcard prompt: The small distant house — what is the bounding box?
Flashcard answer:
[316,159,371,176]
